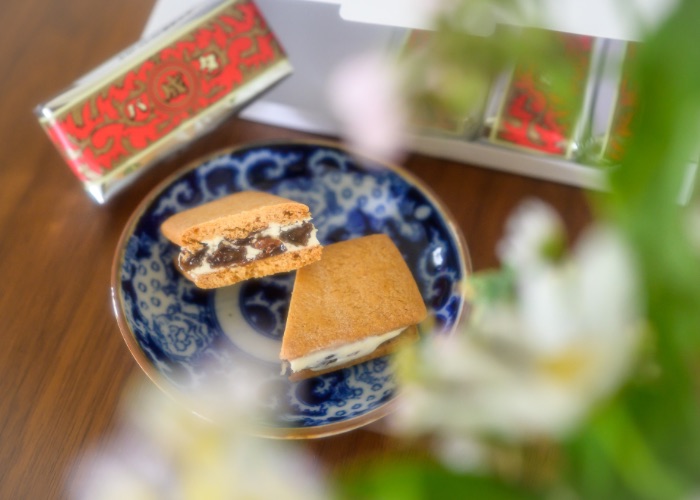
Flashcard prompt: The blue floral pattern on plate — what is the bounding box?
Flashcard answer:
[113,142,469,437]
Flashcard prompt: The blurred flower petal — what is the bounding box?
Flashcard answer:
[392,200,643,471]
[70,376,329,500]
[497,198,565,271]
[327,51,408,163]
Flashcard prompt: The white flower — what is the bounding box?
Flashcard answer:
[327,50,408,163]
[71,438,178,500]
[70,377,329,500]
[496,198,565,273]
[392,201,643,469]
[434,435,489,473]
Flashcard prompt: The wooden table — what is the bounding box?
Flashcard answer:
[0,0,592,497]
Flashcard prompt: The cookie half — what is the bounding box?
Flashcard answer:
[280,234,427,380]
[161,191,322,288]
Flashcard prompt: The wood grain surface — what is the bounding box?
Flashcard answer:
[0,0,592,497]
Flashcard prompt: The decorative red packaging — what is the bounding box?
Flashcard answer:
[36,0,291,203]
[599,42,639,165]
[488,29,600,159]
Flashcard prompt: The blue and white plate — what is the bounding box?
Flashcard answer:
[112,141,470,438]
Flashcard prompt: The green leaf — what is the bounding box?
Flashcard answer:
[592,0,700,486]
[335,459,541,500]
[567,402,690,499]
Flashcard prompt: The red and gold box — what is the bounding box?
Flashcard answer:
[488,28,599,159]
[36,0,291,203]
[598,42,639,165]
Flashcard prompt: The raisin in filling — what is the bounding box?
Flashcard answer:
[279,221,314,246]
[252,236,286,259]
[179,222,316,274]
[179,247,208,272]
[207,241,248,268]
[207,235,286,269]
